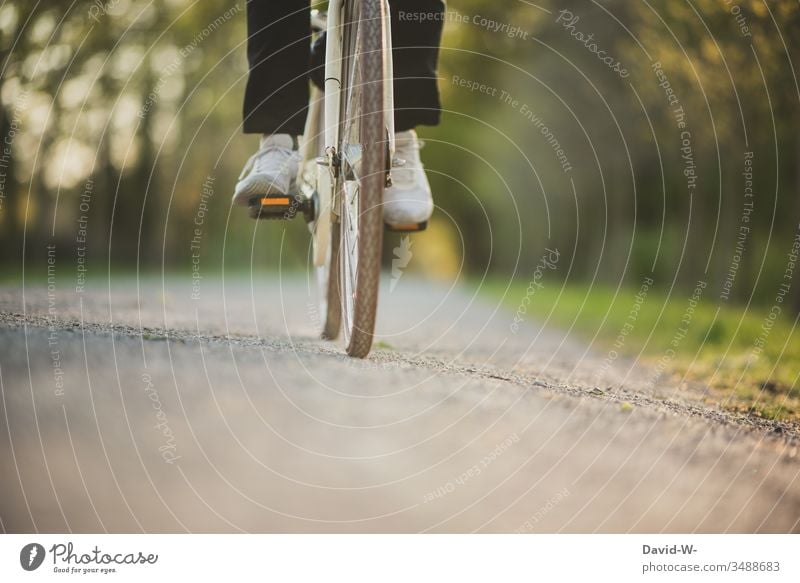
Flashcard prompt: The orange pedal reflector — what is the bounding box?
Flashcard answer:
[260,197,290,206]
[390,223,420,231]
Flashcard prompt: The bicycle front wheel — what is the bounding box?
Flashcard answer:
[337,0,387,358]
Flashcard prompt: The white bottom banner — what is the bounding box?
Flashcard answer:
[1,534,797,582]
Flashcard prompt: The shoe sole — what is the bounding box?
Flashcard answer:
[233,178,293,206]
[385,221,427,232]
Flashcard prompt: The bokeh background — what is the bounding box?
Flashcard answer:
[2,0,800,418]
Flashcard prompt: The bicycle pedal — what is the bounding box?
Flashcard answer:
[248,194,315,222]
[385,221,427,232]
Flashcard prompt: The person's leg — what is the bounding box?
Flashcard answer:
[243,0,310,135]
[239,0,444,219]
[235,1,308,204]
[382,0,444,227]
[308,0,444,131]
[388,0,445,132]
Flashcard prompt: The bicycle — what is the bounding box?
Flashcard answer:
[249,0,400,358]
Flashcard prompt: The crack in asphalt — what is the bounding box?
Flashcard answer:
[2,310,798,442]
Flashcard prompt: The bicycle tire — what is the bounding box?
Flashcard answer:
[338,0,386,358]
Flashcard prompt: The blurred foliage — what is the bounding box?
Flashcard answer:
[1,0,800,312]
[428,0,800,308]
[488,278,800,422]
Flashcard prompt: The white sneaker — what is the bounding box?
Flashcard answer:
[233,134,300,206]
[384,130,433,227]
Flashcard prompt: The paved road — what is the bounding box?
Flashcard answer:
[1,275,798,532]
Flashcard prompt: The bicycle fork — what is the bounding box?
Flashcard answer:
[321,0,394,210]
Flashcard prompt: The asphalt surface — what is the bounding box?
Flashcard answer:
[1,274,798,533]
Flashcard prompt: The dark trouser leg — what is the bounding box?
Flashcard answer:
[243,0,310,135]
[388,0,444,131]
[244,0,444,135]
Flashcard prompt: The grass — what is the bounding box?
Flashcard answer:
[485,279,800,424]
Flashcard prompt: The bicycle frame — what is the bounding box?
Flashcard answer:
[303,0,394,267]
[324,0,395,171]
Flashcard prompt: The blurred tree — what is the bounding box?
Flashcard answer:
[2,0,799,315]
